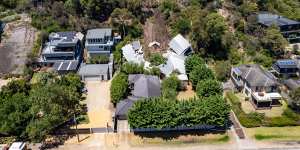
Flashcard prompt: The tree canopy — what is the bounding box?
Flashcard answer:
[196,79,222,98]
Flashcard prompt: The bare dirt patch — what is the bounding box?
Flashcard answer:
[143,10,170,56]
[177,83,197,100]
[0,14,37,75]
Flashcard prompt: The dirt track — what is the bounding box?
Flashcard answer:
[0,14,36,75]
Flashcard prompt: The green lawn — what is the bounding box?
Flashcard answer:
[246,126,300,141]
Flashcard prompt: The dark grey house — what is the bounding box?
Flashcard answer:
[231,64,282,109]
[257,12,300,43]
[272,59,298,77]
[115,74,161,120]
[41,31,84,64]
[0,21,5,43]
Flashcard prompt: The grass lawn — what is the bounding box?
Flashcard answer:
[246,126,300,141]
[128,132,231,146]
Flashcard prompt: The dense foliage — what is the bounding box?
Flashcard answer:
[185,54,205,75]
[88,55,109,64]
[162,75,180,100]
[149,53,166,66]
[0,73,83,141]
[189,64,215,88]
[110,73,128,104]
[128,96,230,129]
[196,79,222,98]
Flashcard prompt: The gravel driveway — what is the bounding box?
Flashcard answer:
[78,81,113,128]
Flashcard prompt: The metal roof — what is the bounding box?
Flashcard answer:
[78,64,109,76]
[234,64,278,87]
[257,13,300,27]
[86,28,112,39]
[128,74,161,98]
[274,59,297,69]
[169,34,191,56]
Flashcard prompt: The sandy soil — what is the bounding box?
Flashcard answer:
[0,14,36,75]
[143,10,170,55]
[0,79,9,88]
[177,84,197,100]
[78,81,114,128]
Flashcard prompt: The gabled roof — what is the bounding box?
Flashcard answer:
[121,43,144,64]
[128,74,161,98]
[160,53,186,76]
[169,34,191,56]
[257,12,300,27]
[78,64,108,76]
[86,28,112,39]
[233,64,278,87]
[274,59,297,69]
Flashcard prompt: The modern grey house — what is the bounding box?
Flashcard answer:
[231,64,282,109]
[272,59,298,77]
[41,31,84,64]
[115,74,161,120]
[85,28,115,57]
[257,12,300,43]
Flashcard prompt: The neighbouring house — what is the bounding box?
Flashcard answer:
[272,59,298,77]
[169,34,192,56]
[0,21,5,43]
[115,74,161,120]
[40,31,84,64]
[122,40,145,64]
[85,28,115,57]
[52,60,79,74]
[257,12,300,43]
[78,63,112,81]
[160,53,188,88]
[231,64,282,109]
[283,79,300,94]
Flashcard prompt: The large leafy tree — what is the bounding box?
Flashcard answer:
[185,54,205,75]
[261,26,288,55]
[196,79,222,98]
[162,75,180,100]
[189,64,215,88]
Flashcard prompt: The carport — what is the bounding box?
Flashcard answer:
[78,64,110,81]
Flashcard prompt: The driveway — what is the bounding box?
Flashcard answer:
[78,81,113,128]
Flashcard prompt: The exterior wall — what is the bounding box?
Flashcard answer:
[85,37,114,57]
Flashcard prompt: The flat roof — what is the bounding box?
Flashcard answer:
[86,28,112,39]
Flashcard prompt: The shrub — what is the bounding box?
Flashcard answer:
[110,73,129,104]
[149,53,166,66]
[121,62,145,74]
[196,79,222,98]
[189,64,215,89]
[88,55,109,64]
[215,60,231,81]
[185,54,205,75]
[263,117,297,127]
[162,75,180,99]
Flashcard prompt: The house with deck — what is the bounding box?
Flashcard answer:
[40,31,84,64]
[85,28,116,57]
[231,64,282,109]
[257,12,300,43]
[272,59,298,77]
